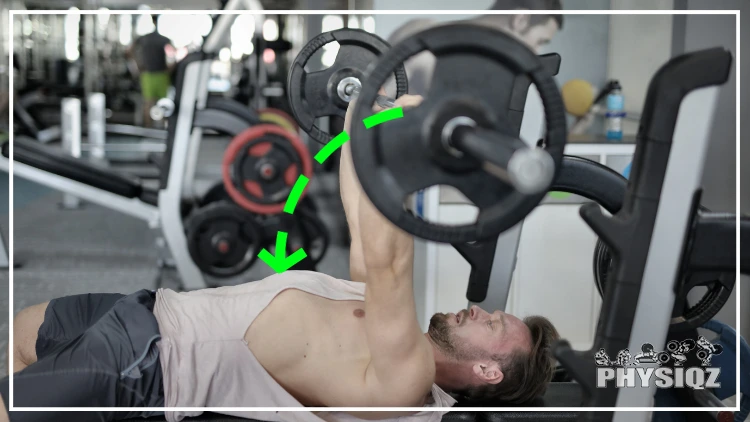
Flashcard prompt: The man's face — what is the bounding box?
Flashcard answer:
[475,16,560,54]
[428,305,532,364]
[514,17,560,53]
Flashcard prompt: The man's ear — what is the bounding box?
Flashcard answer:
[510,14,531,33]
[472,362,504,385]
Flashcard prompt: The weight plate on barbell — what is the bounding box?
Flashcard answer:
[350,23,567,243]
[222,124,313,215]
[288,28,408,145]
[185,201,264,278]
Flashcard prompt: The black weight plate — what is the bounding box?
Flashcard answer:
[288,28,408,145]
[255,208,329,267]
[185,201,263,278]
[200,182,232,207]
[202,181,319,213]
[350,23,566,243]
[297,207,330,265]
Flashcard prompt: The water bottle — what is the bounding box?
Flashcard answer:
[605,81,625,141]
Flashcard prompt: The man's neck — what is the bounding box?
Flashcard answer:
[424,333,468,393]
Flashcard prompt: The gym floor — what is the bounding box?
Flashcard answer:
[0,158,351,375]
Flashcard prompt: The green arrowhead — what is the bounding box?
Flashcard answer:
[258,231,308,273]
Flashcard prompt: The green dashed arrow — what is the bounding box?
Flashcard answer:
[257,231,308,273]
[258,107,404,273]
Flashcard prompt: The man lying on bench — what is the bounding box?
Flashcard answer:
[0,94,560,422]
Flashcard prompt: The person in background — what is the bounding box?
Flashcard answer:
[126,15,174,128]
[386,0,564,96]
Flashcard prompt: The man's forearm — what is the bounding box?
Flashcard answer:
[339,142,367,282]
[357,190,414,277]
[341,94,423,281]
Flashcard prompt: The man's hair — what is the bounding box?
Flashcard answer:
[460,315,560,404]
[489,0,564,30]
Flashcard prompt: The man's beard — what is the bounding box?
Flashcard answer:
[428,313,458,358]
[428,313,482,362]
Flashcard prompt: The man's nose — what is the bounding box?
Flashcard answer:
[469,305,485,320]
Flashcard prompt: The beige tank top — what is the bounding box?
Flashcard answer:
[153,270,457,422]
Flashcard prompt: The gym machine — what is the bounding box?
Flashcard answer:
[346,23,746,422]
[13,89,168,147]
[2,2,286,290]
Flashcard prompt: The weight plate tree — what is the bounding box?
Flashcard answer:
[288,28,408,145]
[222,124,314,215]
[593,210,736,333]
[185,201,264,278]
[548,156,736,334]
[351,23,567,243]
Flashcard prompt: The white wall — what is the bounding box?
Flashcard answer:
[372,0,493,41]
[607,0,674,135]
[543,1,611,131]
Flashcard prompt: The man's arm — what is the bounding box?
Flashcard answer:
[339,92,421,282]
[162,36,176,74]
[125,38,143,73]
[339,107,367,283]
[341,95,434,404]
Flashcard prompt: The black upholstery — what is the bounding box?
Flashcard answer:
[149,414,476,422]
[478,412,580,422]
[148,412,565,422]
[205,96,261,125]
[10,138,144,198]
[140,187,159,206]
[175,415,248,422]
[443,412,477,422]
[454,382,582,408]
[146,409,578,422]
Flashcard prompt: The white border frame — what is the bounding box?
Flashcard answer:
[6,8,741,417]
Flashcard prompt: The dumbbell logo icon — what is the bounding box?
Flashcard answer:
[655,340,696,366]
[695,336,723,367]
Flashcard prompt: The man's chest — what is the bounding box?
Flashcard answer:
[244,290,375,400]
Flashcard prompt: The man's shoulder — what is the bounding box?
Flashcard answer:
[368,336,437,405]
[142,32,170,43]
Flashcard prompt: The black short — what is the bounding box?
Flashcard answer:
[0,290,165,422]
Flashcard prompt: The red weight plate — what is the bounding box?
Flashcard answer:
[222,124,313,214]
[284,163,299,186]
[249,142,272,157]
